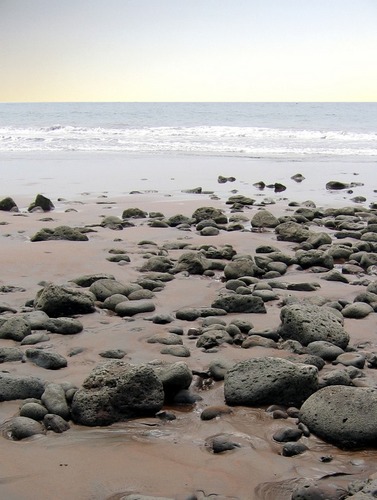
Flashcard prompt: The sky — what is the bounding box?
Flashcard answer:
[0,0,376,102]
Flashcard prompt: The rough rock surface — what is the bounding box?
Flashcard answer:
[34,283,95,317]
[224,357,318,407]
[300,386,377,448]
[278,303,349,348]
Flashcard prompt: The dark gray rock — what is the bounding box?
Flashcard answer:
[148,360,193,401]
[275,221,310,243]
[326,181,350,190]
[34,283,95,317]
[19,402,48,421]
[175,307,227,321]
[212,294,266,313]
[71,361,164,426]
[89,278,131,301]
[171,251,211,275]
[192,206,227,224]
[273,427,303,442]
[0,373,45,401]
[70,273,115,287]
[296,249,334,270]
[6,416,46,440]
[223,258,258,280]
[122,207,147,219]
[31,225,88,242]
[25,349,68,370]
[0,346,23,363]
[306,341,344,361]
[0,316,31,341]
[196,329,233,349]
[28,194,54,212]
[21,332,50,345]
[160,345,191,357]
[300,386,377,448]
[99,349,126,359]
[115,300,155,317]
[208,358,235,380]
[224,357,318,407]
[281,442,308,457]
[47,317,83,334]
[251,210,279,228]
[41,383,70,419]
[43,414,70,433]
[0,196,18,211]
[278,303,349,349]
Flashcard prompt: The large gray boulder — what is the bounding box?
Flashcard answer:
[71,361,164,426]
[171,252,211,275]
[0,316,31,341]
[223,258,259,280]
[251,210,279,228]
[300,386,377,448]
[278,303,349,349]
[275,221,311,242]
[212,294,266,314]
[34,284,95,317]
[0,373,45,401]
[224,357,318,407]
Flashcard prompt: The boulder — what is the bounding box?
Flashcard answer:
[89,278,131,301]
[71,361,164,426]
[34,284,95,317]
[0,347,23,363]
[300,386,377,448]
[171,252,211,275]
[20,402,48,421]
[341,302,374,319]
[224,357,318,407]
[278,303,349,349]
[47,317,84,334]
[28,194,54,212]
[43,414,70,433]
[148,360,193,401]
[296,249,334,270]
[223,258,258,280]
[122,207,147,219]
[192,206,227,224]
[0,316,31,341]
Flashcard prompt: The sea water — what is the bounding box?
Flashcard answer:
[0,103,376,202]
[0,102,376,158]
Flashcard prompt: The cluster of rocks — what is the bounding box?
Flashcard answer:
[0,194,55,213]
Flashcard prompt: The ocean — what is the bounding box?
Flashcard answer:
[0,102,376,158]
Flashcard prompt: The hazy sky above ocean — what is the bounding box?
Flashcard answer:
[0,0,376,102]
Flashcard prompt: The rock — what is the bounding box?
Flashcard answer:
[212,294,266,313]
[226,194,255,206]
[71,273,115,287]
[306,341,344,361]
[223,257,259,280]
[28,194,54,212]
[278,303,349,349]
[291,482,347,500]
[41,383,70,419]
[147,333,183,345]
[208,359,234,380]
[167,214,193,227]
[19,402,48,420]
[89,278,131,301]
[128,289,155,300]
[205,434,241,453]
[47,317,83,334]
[43,414,70,433]
[160,345,191,357]
[175,307,227,321]
[100,215,127,230]
[319,369,353,388]
[99,349,126,359]
[31,225,88,242]
[224,357,318,407]
[342,302,373,318]
[6,416,46,440]
[321,270,349,283]
[296,249,334,270]
[291,173,305,183]
[149,360,193,401]
[275,221,310,243]
[273,427,303,442]
[192,206,227,224]
[0,316,31,341]
[0,373,45,401]
[115,300,155,317]
[34,283,95,317]
[251,210,279,228]
[334,352,366,369]
[196,329,233,349]
[0,346,23,363]
[21,332,50,345]
[25,349,68,370]
[71,361,164,426]
[0,196,18,211]
[281,442,308,457]
[326,181,350,190]
[140,256,173,273]
[122,207,147,218]
[200,405,233,420]
[299,386,377,448]
[172,252,211,275]
[287,282,320,292]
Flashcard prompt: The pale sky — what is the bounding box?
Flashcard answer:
[0,0,376,102]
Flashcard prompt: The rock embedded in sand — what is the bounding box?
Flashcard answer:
[25,349,68,370]
[326,181,350,190]
[35,283,95,317]
[121,207,148,219]
[224,357,318,407]
[148,360,193,401]
[0,196,18,211]
[28,194,54,212]
[275,221,311,243]
[71,273,115,287]
[192,206,228,224]
[115,299,155,317]
[0,346,24,363]
[299,386,377,448]
[278,303,349,349]
[6,416,46,440]
[0,316,31,341]
[251,209,279,229]
[212,293,266,314]
[71,361,164,426]
[30,225,88,242]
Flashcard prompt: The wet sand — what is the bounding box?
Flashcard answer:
[1,155,377,499]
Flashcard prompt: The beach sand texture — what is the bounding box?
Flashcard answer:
[1,157,377,499]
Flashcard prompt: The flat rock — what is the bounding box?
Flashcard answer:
[25,349,68,370]
[115,300,155,317]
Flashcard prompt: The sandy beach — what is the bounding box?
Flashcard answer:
[1,153,377,500]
